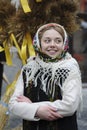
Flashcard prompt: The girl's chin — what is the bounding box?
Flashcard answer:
[47,55,58,58]
[48,53,62,58]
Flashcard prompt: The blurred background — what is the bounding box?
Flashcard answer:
[73,0,87,83]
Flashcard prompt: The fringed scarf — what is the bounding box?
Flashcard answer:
[23,53,73,100]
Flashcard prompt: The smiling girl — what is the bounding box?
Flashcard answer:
[9,23,82,130]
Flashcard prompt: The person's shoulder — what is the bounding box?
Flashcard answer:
[27,56,36,63]
[65,53,81,77]
[22,56,36,70]
[66,53,78,64]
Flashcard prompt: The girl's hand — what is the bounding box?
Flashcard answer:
[35,105,62,121]
[16,95,32,103]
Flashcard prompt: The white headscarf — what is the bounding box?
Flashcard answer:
[33,23,69,56]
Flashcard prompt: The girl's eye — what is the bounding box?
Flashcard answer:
[55,39,62,44]
[44,39,51,43]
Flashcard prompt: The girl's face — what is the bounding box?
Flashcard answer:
[40,29,64,58]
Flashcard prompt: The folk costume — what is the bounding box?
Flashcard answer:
[9,23,82,130]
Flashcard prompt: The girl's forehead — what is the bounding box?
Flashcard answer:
[42,29,63,38]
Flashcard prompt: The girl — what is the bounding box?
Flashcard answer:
[9,23,82,130]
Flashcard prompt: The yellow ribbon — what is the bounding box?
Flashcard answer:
[3,40,12,66]
[5,71,20,97]
[10,33,26,65]
[25,33,36,56]
[20,0,31,13]
[36,0,42,2]
[0,26,2,32]
[10,33,35,65]
[21,35,27,62]
[0,46,4,52]
[20,33,36,63]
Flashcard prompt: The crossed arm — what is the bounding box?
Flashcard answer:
[16,95,62,121]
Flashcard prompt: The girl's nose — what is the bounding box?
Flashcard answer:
[50,40,55,46]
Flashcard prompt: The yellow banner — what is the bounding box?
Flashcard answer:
[20,0,31,13]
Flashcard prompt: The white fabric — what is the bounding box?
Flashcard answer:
[9,53,82,121]
[33,23,69,56]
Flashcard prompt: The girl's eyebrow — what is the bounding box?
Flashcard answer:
[43,36,61,39]
[56,37,62,40]
[42,36,62,40]
[41,37,50,39]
